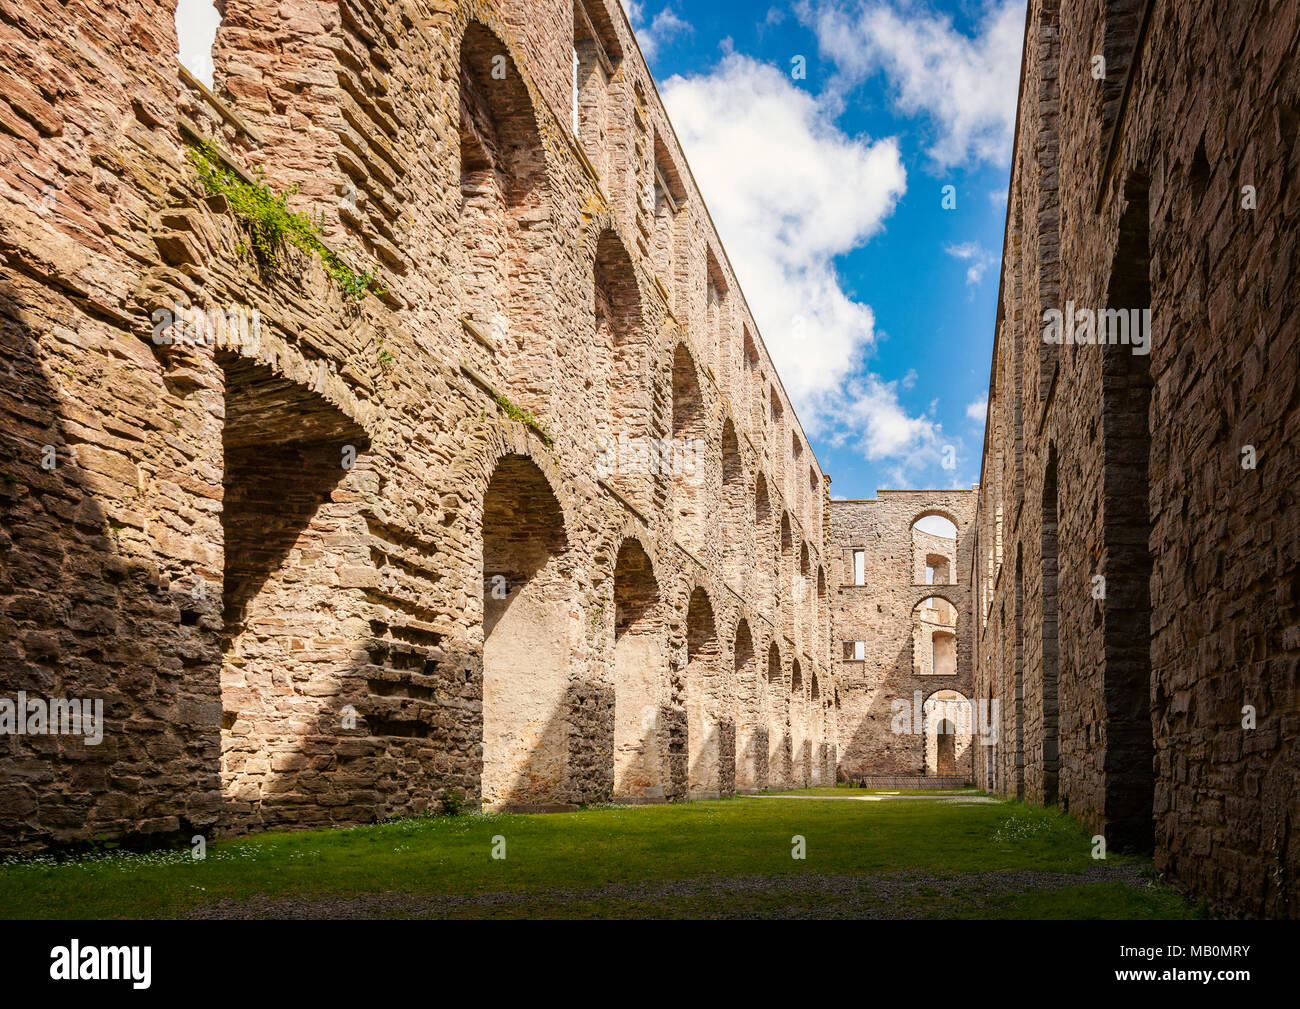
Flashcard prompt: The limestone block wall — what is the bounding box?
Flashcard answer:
[0,0,836,850]
[828,491,976,778]
[974,0,1299,918]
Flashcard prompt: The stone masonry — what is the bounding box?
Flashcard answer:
[0,0,1296,924]
[827,491,976,779]
[972,0,1299,919]
[0,0,835,847]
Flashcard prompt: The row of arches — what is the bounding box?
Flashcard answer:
[480,450,832,808]
[454,19,825,639]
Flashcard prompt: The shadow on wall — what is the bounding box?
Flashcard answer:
[481,453,575,810]
[841,640,977,780]
[0,277,223,850]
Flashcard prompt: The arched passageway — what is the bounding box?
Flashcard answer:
[685,587,727,797]
[481,454,572,809]
[612,539,665,801]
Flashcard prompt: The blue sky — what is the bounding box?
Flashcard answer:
[625,0,1025,498]
[175,0,1024,500]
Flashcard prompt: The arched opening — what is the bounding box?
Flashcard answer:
[780,512,793,621]
[1041,445,1060,804]
[1100,171,1154,851]
[706,248,729,379]
[931,630,956,677]
[911,513,957,585]
[481,454,571,809]
[613,539,664,801]
[572,0,623,178]
[743,328,761,430]
[1014,548,1025,799]
[595,230,649,511]
[799,540,812,640]
[458,23,552,416]
[671,345,708,558]
[924,690,972,778]
[913,596,958,676]
[816,564,828,655]
[755,474,773,612]
[732,619,761,791]
[789,659,806,786]
[766,643,785,787]
[685,587,725,798]
[652,136,686,311]
[721,419,745,589]
[809,672,822,785]
[936,721,957,775]
[219,357,372,826]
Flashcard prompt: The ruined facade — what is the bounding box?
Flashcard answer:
[972,0,1299,918]
[1,0,1296,924]
[0,0,836,848]
[827,491,976,780]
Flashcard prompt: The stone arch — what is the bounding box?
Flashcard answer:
[572,0,624,179]
[912,594,959,676]
[732,618,761,791]
[720,418,745,589]
[755,473,773,611]
[481,452,573,810]
[1013,546,1025,799]
[765,641,785,787]
[790,657,806,786]
[809,670,823,784]
[218,354,374,827]
[910,512,958,585]
[924,689,973,778]
[816,563,828,655]
[671,344,708,558]
[1099,169,1154,851]
[594,227,650,511]
[457,20,554,417]
[613,537,666,801]
[1040,443,1060,804]
[684,586,725,798]
[652,132,687,311]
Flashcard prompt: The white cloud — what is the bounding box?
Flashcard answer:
[966,393,988,422]
[661,52,952,475]
[175,0,220,89]
[945,240,996,286]
[798,0,1025,168]
[623,3,693,63]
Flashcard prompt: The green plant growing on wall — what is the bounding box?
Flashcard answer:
[188,139,380,301]
[491,390,553,448]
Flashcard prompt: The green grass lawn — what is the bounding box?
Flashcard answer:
[0,794,1199,919]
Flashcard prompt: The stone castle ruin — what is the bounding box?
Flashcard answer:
[0,0,1296,919]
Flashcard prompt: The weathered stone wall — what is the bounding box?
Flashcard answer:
[828,491,976,778]
[0,0,836,849]
[974,0,1299,918]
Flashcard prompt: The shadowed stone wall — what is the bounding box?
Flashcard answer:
[0,0,834,849]
[974,0,1299,918]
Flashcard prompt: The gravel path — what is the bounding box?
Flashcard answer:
[180,863,1149,920]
